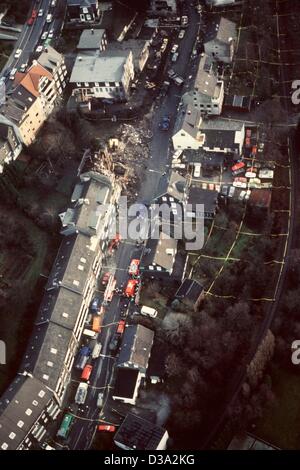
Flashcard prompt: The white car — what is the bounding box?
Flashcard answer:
[36,45,43,53]
[171,44,179,54]
[19,63,27,72]
[38,9,43,16]
[172,52,179,63]
[178,30,185,40]
[41,32,48,40]
[193,163,201,178]
[14,49,22,59]
[48,30,54,39]
[239,190,246,201]
[46,13,52,23]
[9,68,17,80]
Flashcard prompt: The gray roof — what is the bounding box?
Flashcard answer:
[194,69,218,97]
[0,375,52,450]
[188,186,218,215]
[173,104,204,142]
[198,53,214,73]
[153,232,178,270]
[205,16,237,45]
[33,322,75,390]
[37,46,64,73]
[117,324,154,373]
[1,85,36,124]
[156,171,187,203]
[61,171,112,236]
[70,53,130,84]
[77,29,106,50]
[114,413,167,450]
[200,117,244,132]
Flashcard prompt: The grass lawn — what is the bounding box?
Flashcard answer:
[255,366,300,449]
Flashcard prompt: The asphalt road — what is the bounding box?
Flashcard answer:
[65,2,202,451]
[2,0,66,91]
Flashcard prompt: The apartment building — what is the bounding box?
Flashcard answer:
[70,51,134,102]
[19,172,121,406]
[182,53,224,115]
[204,17,237,64]
[77,28,108,52]
[37,46,68,97]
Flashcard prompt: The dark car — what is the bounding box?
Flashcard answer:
[109,334,120,353]
[159,115,171,131]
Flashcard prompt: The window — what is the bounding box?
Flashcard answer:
[76,82,81,87]
[84,82,89,87]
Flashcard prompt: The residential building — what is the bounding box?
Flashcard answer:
[224,94,251,112]
[149,0,177,15]
[200,118,245,155]
[37,46,68,97]
[173,278,205,312]
[70,51,134,102]
[155,171,188,206]
[114,413,169,450]
[172,105,245,155]
[77,28,107,52]
[112,325,154,405]
[187,186,218,220]
[182,53,224,115]
[0,374,58,450]
[172,105,205,150]
[1,84,46,146]
[204,17,237,64]
[20,171,121,405]
[0,114,22,173]
[141,230,179,279]
[105,40,150,73]
[66,0,99,23]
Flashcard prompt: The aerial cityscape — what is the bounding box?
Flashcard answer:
[0,0,299,458]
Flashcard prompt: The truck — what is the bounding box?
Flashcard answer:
[75,382,88,405]
[75,345,91,370]
[83,328,98,339]
[173,75,184,86]
[92,342,102,359]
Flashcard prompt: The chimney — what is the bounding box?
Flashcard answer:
[91,28,94,34]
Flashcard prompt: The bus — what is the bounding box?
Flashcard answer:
[56,413,74,439]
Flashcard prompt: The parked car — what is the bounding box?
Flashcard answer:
[97,392,104,408]
[48,29,54,39]
[228,186,235,198]
[9,68,17,80]
[171,44,179,54]
[233,177,247,189]
[14,49,22,59]
[75,382,88,405]
[140,305,158,318]
[41,32,48,40]
[98,425,116,432]
[38,9,44,16]
[36,45,43,53]
[193,163,201,178]
[159,115,171,131]
[172,52,179,63]
[239,190,246,201]
[178,29,185,39]
[220,185,229,197]
[19,63,27,72]
[46,13,52,23]
[109,334,120,353]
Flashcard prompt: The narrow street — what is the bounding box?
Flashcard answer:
[65,2,201,450]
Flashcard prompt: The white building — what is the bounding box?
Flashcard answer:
[172,104,245,155]
[70,51,134,102]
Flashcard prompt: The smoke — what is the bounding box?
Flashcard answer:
[135,390,171,426]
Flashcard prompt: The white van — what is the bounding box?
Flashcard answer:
[140,305,158,318]
[193,163,201,178]
[83,329,97,339]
